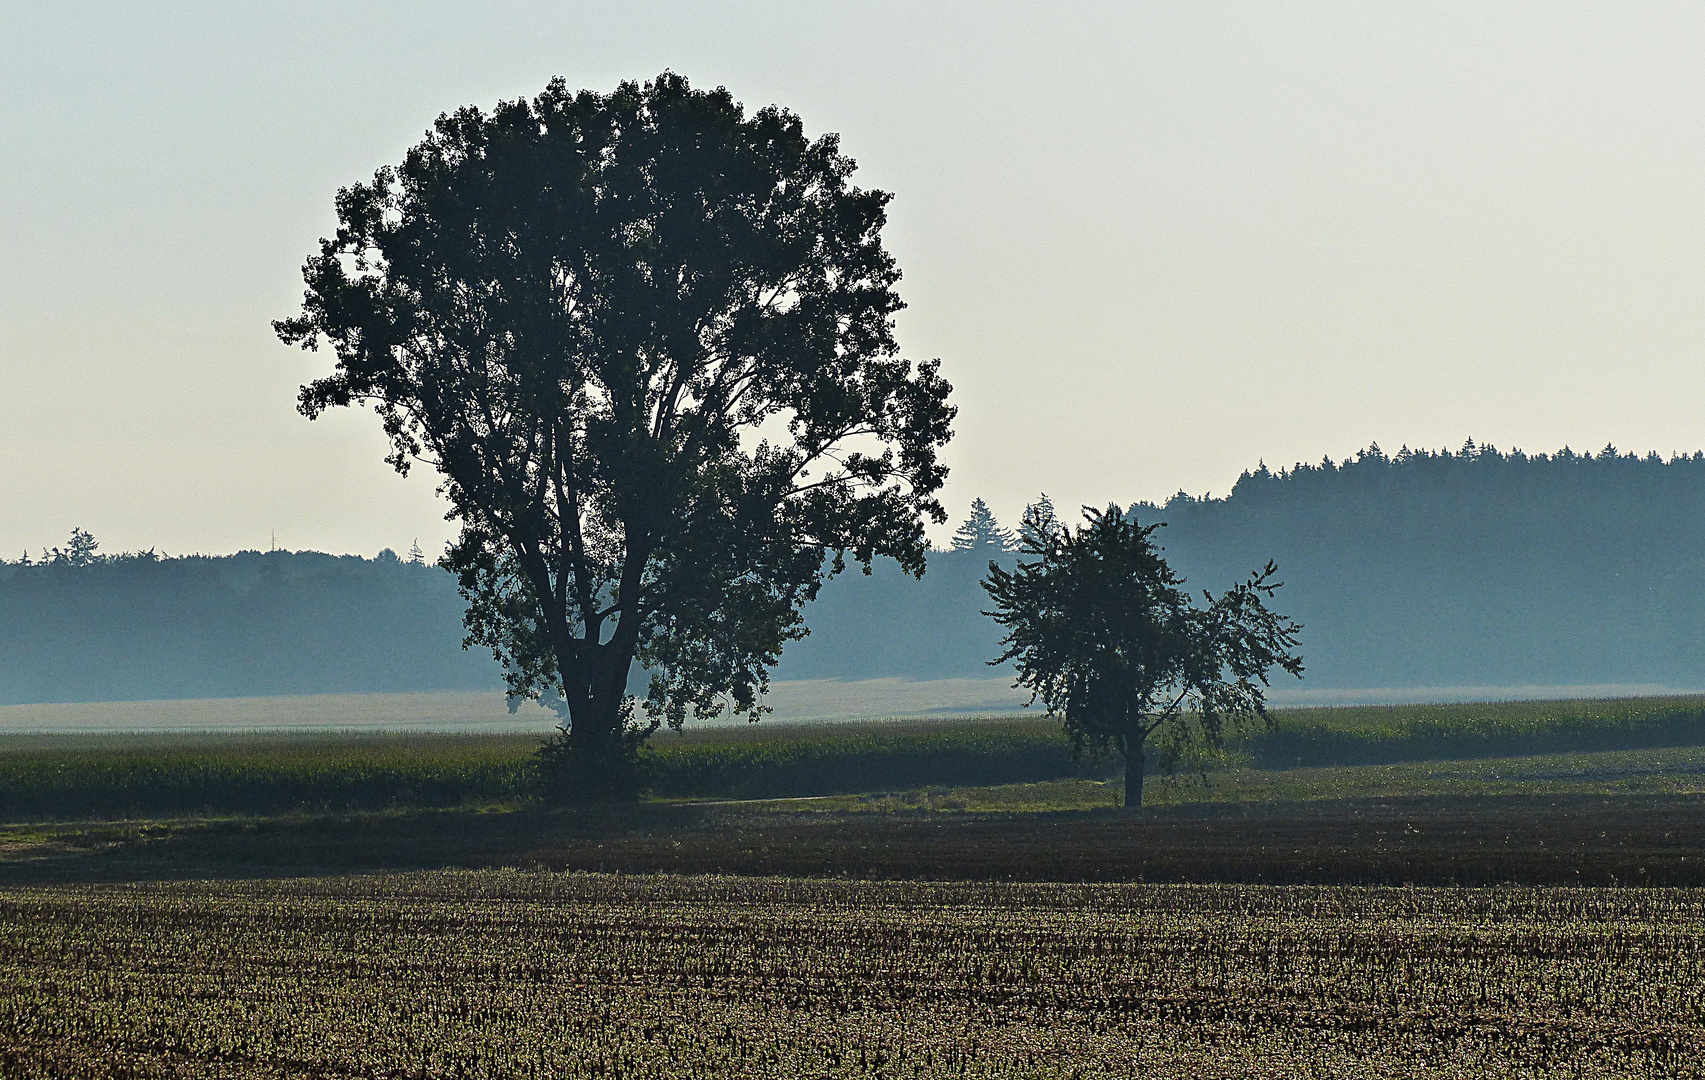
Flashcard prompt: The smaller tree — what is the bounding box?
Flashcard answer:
[1017,493,1057,550]
[983,505,1302,807]
[951,498,1015,552]
[48,528,102,568]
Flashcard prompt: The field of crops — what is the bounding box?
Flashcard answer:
[0,718,1111,820]
[8,700,1705,1076]
[1,871,1701,1078]
[0,731,539,820]
[7,695,1705,821]
[1254,694,1705,766]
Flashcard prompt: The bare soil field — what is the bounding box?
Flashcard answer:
[3,871,1701,1078]
[3,788,1703,887]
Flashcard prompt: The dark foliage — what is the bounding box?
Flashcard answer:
[772,547,1020,680]
[276,73,954,801]
[984,505,1302,806]
[949,497,1014,552]
[781,443,1705,689]
[16,444,1705,703]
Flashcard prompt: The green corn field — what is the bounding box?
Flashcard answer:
[8,696,1705,820]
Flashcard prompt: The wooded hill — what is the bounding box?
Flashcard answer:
[1133,442,1705,690]
[6,442,1705,704]
[0,549,496,704]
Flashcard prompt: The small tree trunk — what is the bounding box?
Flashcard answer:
[1124,744,1145,809]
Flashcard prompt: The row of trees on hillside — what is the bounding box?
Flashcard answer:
[1207,436,1705,505]
[6,528,118,569]
[2,531,430,573]
[0,543,496,703]
[949,494,1074,551]
[29,435,1705,718]
[1137,442,1705,690]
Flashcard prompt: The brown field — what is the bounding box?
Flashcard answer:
[9,708,1705,1077]
[7,787,1705,888]
[3,871,1702,1078]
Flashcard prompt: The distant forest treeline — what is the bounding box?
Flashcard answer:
[0,546,497,704]
[1124,442,1705,689]
[776,441,1705,688]
[6,442,1705,705]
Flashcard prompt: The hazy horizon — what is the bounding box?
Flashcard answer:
[5,437,1694,562]
[7,2,1705,557]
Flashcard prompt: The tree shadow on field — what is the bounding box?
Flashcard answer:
[0,802,718,885]
[8,790,1705,888]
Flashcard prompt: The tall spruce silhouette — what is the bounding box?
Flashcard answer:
[951,498,1015,552]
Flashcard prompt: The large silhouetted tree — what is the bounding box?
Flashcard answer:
[983,505,1302,807]
[276,73,955,800]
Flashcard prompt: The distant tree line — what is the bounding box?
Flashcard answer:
[0,536,498,704]
[779,443,1705,690]
[12,442,1705,704]
[1134,441,1705,688]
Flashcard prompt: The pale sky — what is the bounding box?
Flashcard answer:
[4,2,1704,558]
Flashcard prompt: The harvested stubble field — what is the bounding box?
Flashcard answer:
[2,871,1702,1079]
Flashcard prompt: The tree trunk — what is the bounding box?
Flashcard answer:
[1124,743,1145,809]
[548,645,642,802]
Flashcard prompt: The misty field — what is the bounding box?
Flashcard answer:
[3,872,1702,1079]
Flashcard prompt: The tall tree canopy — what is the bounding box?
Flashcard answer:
[276,73,955,798]
[984,505,1302,807]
